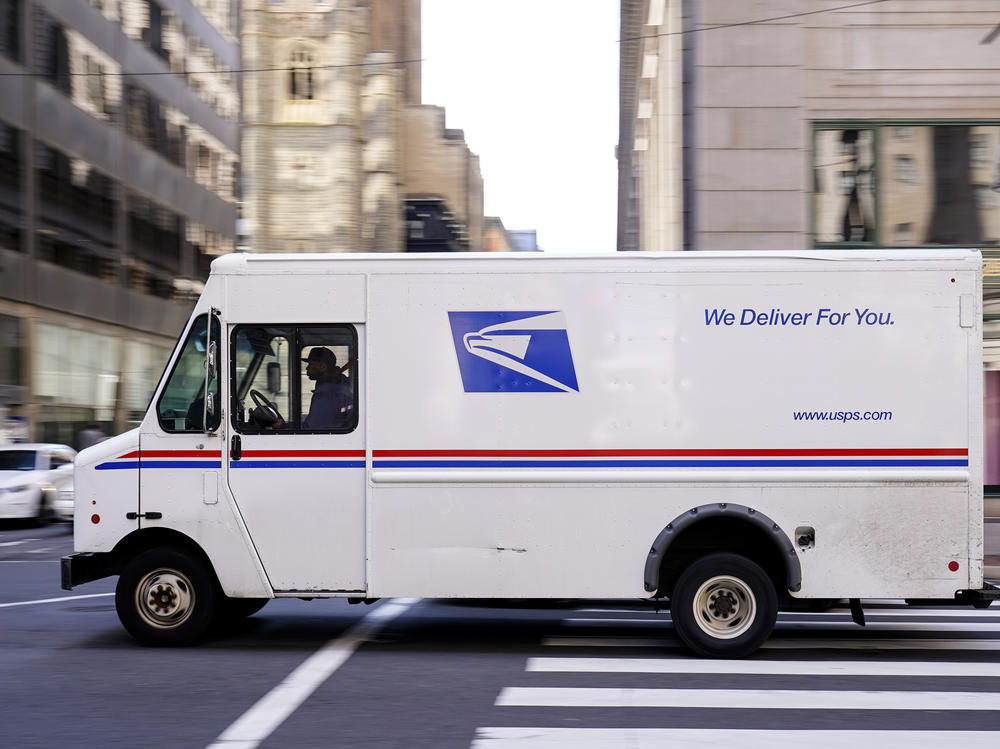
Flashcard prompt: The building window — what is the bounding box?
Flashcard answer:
[814,123,1000,248]
[289,48,314,100]
[0,314,21,388]
[123,340,171,427]
[894,155,915,183]
[34,322,120,421]
[814,128,875,244]
[0,0,20,62]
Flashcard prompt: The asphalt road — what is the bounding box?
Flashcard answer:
[2,522,999,749]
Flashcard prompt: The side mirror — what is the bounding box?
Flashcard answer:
[267,361,281,393]
[207,341,218,382]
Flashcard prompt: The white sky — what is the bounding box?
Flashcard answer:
[420,1,620,253]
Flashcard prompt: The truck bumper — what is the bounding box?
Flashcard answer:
[61,553,116,590]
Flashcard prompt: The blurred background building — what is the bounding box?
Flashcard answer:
[0,0,499,445]
[618,0,1000,480]
[241,0,484,254]
[484,217,540,253]
[0,0,239,445]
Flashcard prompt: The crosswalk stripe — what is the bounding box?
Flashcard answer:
[471,728,1000,748]
[562,617,1000,632]
[784,609,1000,619]
[542,636,1000,650]
[526,656,1000,676]
[494,687,995,710]
[572,608,1000,619]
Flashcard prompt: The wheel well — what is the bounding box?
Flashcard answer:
[646,506,800,599]
[110,528,217,582]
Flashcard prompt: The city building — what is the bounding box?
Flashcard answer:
[241,0,485,253]
[618,0,1000,480]
[0,0,240,445]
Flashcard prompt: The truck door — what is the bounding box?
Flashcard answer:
[139,312,224,531]
[225,324,365,592]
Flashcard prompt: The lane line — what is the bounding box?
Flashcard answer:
[542,636,1000,650]
[0,592,113,609]
[527,656,1000,677]
[495,686,997,710]
[471,728,1000,748]
[206,598,416,749]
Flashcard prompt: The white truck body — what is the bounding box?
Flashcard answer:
[64,250,991,655]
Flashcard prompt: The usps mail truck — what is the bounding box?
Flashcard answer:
[62,250,997,656]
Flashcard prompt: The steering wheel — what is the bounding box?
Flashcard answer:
[249,389,284,426]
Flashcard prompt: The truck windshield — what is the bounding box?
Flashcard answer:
[155,314,221,432]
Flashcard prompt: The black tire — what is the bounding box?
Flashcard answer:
[115,548,219,645]
[670,552,777,658]
[220,597,269,621]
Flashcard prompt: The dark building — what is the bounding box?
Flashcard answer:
[405,197,468,253]
[0,0,238,445]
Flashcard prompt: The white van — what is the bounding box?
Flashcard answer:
[62,250,998,656]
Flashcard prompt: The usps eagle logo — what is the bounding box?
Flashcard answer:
[448,311,579,393]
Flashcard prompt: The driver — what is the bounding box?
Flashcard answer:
[265,347,352,430]
[300,347,353,428]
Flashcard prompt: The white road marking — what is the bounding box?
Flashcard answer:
[0,592,113,608]
[206,598,416,749]
[783,609,1000,619]
[562,617,1000,632]
[571,604,1000,617]
[542,636,1000,650]
[0,539,38,547]
[494,686,993,710]
[471,728,1000,748]
[527,656,1000,677]
[570,608,1000,620]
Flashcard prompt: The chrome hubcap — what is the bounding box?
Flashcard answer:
[135,568,195,630]
[691,574,756,639]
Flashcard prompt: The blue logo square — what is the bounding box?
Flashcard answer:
[448,311,579,393]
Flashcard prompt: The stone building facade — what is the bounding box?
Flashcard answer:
[242,0,484,253]
[619,0,1000,253]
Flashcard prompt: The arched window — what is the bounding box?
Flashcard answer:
[288,48,314,100]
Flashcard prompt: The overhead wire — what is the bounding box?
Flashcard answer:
[0,0,901,79]
[619,0,892,44]
[0,57,426,78]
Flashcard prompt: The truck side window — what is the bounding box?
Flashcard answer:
[232,326,292,432]
[299,326,357,432]
[231,324,357,434]
[156,314,222,433]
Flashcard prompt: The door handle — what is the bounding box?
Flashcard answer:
[231,434,242,461]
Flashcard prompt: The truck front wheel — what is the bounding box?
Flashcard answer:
[670,552,777,658]
[116,548,219,645]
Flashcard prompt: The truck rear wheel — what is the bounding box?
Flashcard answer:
[115,548,219,645]
[670,552,777,658]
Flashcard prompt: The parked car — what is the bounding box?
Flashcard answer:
[0,444,76,523]
[53,480,75,523]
